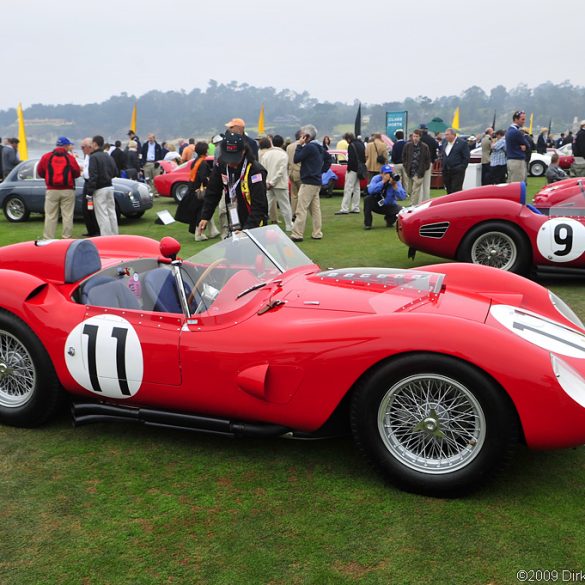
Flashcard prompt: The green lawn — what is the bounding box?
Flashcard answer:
[1,178,584,585]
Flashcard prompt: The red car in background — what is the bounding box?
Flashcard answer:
[154,157,214,202]
[556,143,575,170]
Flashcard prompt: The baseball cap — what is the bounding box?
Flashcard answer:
[225,117,245,128]
[380,164,394,174]
[220,131,245,164]
[419,123,428,130]
[56,136,73,146]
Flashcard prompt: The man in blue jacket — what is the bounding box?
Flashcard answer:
[364,164,406,229]
[290,124,324,242]
[505,111,529,183]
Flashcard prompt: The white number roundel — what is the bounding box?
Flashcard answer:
[536,217,585,263]
[65,315,144,399]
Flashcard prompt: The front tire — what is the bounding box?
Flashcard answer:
[3,195,30,222]
[351,354,518,497]
[458,221,530,275]
[172,182,189,203]
[0,311,62,427]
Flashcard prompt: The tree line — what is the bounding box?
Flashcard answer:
[1,79,583,145]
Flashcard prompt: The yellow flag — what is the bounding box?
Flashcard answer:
[257,104,265,135]
[130,103,137,133]
[451,107,460,131]
[17,102,28,161]
[528,113,534,135]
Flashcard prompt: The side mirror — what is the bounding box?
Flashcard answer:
[160,236,181,261]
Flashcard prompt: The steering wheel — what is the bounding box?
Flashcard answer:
[187,257,226,308]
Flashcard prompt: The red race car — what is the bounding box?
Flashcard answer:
[398,182,585,277]
[154,156,214,202]
[3,226,585,496]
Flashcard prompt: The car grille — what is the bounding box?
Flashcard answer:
[419,222,449,239]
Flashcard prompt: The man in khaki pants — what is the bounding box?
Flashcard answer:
[37,136,81,239]
[287,130,302,218]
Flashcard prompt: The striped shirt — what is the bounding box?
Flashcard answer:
[490,138,507,167]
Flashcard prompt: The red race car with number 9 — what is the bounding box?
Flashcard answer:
[3,226,585,496]
[398,181,585,277]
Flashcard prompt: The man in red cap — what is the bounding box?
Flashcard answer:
[225,117,259,160]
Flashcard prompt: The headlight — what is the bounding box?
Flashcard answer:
[400,201,432,216]
[549,291,584,329]
[551,354,585,408]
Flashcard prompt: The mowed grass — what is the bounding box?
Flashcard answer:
[1,178,585,585]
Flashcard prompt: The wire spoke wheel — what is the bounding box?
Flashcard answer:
[5,196,28,222]
[0,330,36,408]
[377,374,486,474]
[470,231,517,270]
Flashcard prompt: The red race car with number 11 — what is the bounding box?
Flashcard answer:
[2,226,585,496]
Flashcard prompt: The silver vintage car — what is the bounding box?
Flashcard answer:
[0,159,153,222]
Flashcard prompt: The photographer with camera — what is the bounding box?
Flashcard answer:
[363,164,406,230]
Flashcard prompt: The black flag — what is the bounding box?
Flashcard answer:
[548,118,552,135]
[354,103,362,137]
[492,110,496,130]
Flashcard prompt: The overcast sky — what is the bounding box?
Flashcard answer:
[4,0,585,112]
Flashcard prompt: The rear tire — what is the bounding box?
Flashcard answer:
[458,221,530,275]
[3,195,30,222]
[351,353,518,497]
[0,311,62,427]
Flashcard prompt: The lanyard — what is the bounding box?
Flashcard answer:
[227,158,247,202]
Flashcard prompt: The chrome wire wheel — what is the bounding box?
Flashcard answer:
[470,231,517,270]
[0,330,36,408]
[377,374,486,474]
[5,197,27,221]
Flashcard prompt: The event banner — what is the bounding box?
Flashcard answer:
[385,111,408,141]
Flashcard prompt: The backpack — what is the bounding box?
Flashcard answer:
[47,150,73,188]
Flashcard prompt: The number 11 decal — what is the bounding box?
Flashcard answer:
[83,324,131,396]
[66,315,144,399]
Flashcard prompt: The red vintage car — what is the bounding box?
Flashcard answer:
[154,157,214,202]
[398,182,585,277]
[533,177,585,212]
[321,149,368,195]
[3,226,585,496]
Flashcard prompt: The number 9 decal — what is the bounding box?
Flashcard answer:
[537,218,585,263]
[65,315,144,399]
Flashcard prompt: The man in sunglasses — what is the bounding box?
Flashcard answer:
[505,111,530,183]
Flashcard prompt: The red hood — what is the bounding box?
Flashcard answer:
[279,267,491,324]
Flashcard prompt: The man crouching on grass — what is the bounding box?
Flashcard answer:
[363,164,406,230]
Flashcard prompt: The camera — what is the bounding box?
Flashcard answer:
[391,173,401,182]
